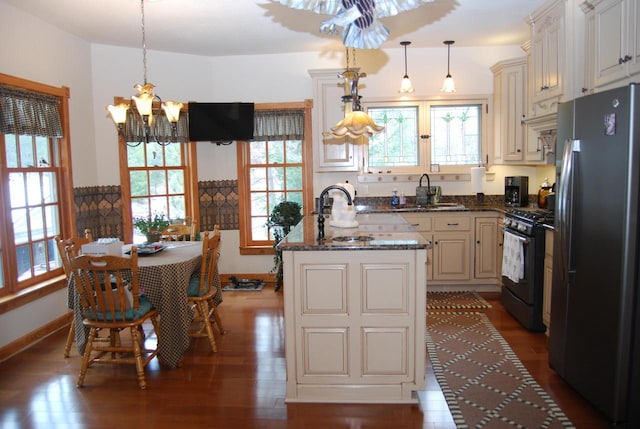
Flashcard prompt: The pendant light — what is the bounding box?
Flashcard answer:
[106,0,183,146]
[441,40,456,93]
[399,41,415,93]
[323,48,384,139]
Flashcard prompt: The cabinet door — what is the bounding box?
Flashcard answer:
[432,232,471,281]
[543,229,554,332]
[311,70,361,172]
[492,58,526,163]
[474,217,498,279]
[594,0,629,87]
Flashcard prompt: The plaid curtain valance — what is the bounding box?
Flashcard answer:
[124,106,189,144]
[0,86,63,137]
[253,109,304,141]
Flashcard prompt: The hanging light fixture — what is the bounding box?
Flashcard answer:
[441,40,456,93]
[399,41,415,93]
[323,49,384,139]
[106,0,183,146]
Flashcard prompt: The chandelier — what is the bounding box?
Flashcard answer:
[106,0,183,146]
[271,0,435,49]
[323,48,384,139]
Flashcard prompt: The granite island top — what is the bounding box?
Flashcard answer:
[277,212,429,251]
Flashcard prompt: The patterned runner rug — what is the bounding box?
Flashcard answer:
[427,291,492,310]
[427,312,574,428]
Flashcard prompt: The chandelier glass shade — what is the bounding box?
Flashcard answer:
[323,56,384,140]
[399,41,415,93]
[106,0,183,146]
[441,40,456,93]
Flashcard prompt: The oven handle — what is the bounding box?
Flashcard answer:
[502,228,530,244]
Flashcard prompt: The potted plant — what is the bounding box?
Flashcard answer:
[133,212,171,243]
[266,201,303,290]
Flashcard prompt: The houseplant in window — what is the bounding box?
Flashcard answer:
[133,213,171,243]
[267,201,303,290]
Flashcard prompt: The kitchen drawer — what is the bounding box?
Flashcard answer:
[401,214,433,232]
[434,216,471,232]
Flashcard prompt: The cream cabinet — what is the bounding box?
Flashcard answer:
[497,214,505,286]
[592,0,640,89]
[475,216,499,279]
[309,69,361,172]
[543,229,554,334]
[282,248,427,403]
[491,58,527,163]
[432,215,472,282]
[528,0,565,118]
[401,213,433,281]
[402,212,500,288]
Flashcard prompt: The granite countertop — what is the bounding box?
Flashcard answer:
[277,213,429,251]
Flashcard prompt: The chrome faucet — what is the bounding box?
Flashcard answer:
[316,185,353,241]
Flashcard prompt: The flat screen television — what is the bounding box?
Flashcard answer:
[188,102,254,143]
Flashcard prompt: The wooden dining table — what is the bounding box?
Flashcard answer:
[70,241,223,369]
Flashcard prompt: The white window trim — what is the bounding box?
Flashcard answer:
[363,94,491,175]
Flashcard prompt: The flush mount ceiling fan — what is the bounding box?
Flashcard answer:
[270,0,435,49]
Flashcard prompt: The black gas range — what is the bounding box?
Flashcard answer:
[501,207,554,332]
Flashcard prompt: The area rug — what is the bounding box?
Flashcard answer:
[427,291,492,310]
[222,278,265,291]
[426,312,574,428]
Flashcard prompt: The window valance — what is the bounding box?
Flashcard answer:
[253,109,304,141]
[0,86,63,137]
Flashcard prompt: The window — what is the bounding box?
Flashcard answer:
[364,97,488,173]
[237,101,314,254]
[0,77,73,297]
[117,102,197,244]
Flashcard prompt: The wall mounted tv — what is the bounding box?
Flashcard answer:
[188,102,254,143]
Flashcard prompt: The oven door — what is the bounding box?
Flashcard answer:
[501,227,536,303]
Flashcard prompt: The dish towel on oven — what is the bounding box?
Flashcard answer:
[502,230,524,282]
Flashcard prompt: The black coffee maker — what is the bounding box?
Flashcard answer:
[505,176,528,207]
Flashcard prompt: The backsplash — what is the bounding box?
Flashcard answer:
[74,184,538,239]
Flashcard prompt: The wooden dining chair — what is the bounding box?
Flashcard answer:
[161,222,194,241]
[70,247,160,389]
[56,229,99,358]
[206,225,226,335]
[187,228,223,351]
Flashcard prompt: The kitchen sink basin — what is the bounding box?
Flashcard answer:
[332,235,374,242]
[391,203,466,211]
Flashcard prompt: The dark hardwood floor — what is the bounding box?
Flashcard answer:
[0,287,612,428]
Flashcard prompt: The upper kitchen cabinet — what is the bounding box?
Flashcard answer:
[591,0,640,90]
[528,0,566,119]
[491,58,527,163]
[309,69,362,172]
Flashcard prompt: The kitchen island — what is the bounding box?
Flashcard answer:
[277,213,428,403]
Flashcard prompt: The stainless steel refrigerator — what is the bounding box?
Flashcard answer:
[549,83,640,426]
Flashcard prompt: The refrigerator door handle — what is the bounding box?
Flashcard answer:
[558,138,578,280]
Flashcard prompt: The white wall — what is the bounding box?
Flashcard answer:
[0,1,97,348]
[0,0,560,348]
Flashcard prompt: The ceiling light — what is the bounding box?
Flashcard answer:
[271,0,435,49]
[323,49,384,139]
[441,40,456,93]
[106,0,183,146]
[399,41,415,93]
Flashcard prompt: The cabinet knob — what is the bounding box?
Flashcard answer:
[420,134,430,139]
[476,240,480,244]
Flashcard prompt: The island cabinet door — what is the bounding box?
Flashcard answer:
[285,250,422,387]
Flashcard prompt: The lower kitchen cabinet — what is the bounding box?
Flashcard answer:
[402,212,500,288]
[543,228,554,333]
[432,214,472,282]
[475,216,499,279]
[282,248,427,403]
